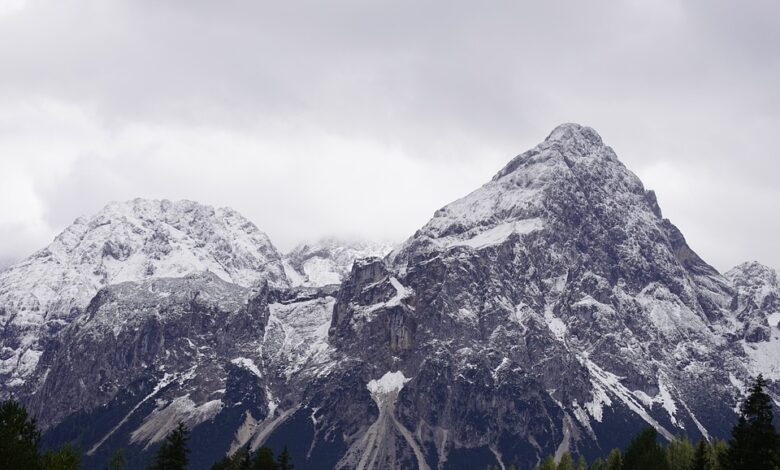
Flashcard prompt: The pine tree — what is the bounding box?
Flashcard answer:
[252,447,277,470]
[589,457,606,470]
[605,449,622,470]
[149,423,190,470]
[211,445,252,470]
[667,436,694,470]
[276,446,293,470]
[577,455,587,470]
[107,448,127,470]
[508,464,517,470]
[540,455,556,470]
[622,427,669,470]
[725,374,780,470]
[0,397,41,470]
[691,439,715,470]
[709,440,728,470]
[40,443,82,470]
[558,452,574,470]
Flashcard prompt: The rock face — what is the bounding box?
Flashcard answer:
[7,124,780,470]
[283,238,393,287]
[0,198,287,391]
[726,261,780,330]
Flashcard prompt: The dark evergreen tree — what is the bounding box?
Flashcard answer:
[107,448,127,470]
[40,443,82,470]
[589,457,606,470]
[622,428,669,470]
[577,455,587,470]
[0,397,41,470]
[211,445,253,470]
[709,440,728,470]
[252,447,277,470]
[725,374,780,470]
[149,423,190,470]
[605,449,622,470]
[691,439,715,470]
[276,446,293,470]
[540,456,556,470]
[667,436,694,470]
[558,452,574,470]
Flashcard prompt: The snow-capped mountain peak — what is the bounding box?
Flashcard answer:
[0,198,287,389]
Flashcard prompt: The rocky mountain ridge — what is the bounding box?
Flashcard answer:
[0,198,287,390]
[3,124,779,469]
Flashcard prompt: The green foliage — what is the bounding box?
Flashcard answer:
[605,449,622,470]
[558,452,574,470]
[589,457,606,470]
[40,443,82,470]
[149,423,190,470]
[623,427,669,470]
[212,445,252,470]
[107,448,127,470]
[691,439,716,470]
[540,455,557,470]
[577,455,587,470]
[709,439,728,470]
[0,397,41,470]
[725,374,780,470]
[276,446,293,470]
[667,436,694,470]
[252,447,277,470]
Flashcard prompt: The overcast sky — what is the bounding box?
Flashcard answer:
[0,0,778,273]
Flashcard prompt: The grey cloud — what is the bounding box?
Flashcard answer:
[0,0,778,272]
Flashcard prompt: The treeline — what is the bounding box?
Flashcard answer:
[0,398,294,470]
[489,375,779,470]
[2,375,777,469]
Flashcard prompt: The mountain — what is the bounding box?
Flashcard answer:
[8,124,779,470]
[726,261,780,329]
[725,261,780,385]
[283,238,394,287]
[0,198,288,391]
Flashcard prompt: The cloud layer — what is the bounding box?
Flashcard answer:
[1,0,778,272]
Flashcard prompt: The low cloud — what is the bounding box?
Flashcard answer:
[0,0,778,272]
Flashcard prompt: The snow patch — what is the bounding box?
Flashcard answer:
[231,357,262,378]
[544,305,567,342]
[447,218,544,249]
[742,328,780,381]
[581,357,675,441]
[367,371,410,396]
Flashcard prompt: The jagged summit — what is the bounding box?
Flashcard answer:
[283,236,393,287]
[726,261,780,328]
[493,122,616,182]
[545,122,603,144]
[0,198,287,389]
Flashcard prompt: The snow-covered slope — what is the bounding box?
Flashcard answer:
[726,261,780,382]
[283,237,393,287]
[726,261,780,328]
[0,198,287,389]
